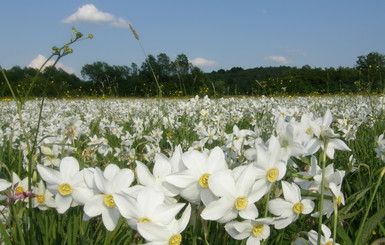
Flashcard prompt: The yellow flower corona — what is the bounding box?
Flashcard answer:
[293,202,304,214]
[137,217,152,223]
[337,195,343,206]
[37,195,45,203]
[15,186,24,194]
[168,234,182,245]
[325,242,334,245]
[266,168,279,182]
[58,183,73,196]
[199,173,211,188]
[234,197,248,210]
[252,224,264,236]
[103,194,116,208]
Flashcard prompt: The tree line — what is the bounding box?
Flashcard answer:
[1,52,384,98]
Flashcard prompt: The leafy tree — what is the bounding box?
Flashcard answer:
[356,52,385,92]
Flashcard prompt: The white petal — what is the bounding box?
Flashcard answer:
[282,181,300,204]
[239,203,259,220]
[153,155,172,178]
[165,170,197,188]
[208,170,236,199]
[102,208,120,231]
[136,161,155,186]
[206,146,228,172]
[268,198,293,217]
[178,204,192,232]
[201,197,233,221]
[301,199,315,214]
[37,165,61,185]
[55,194,72,213]
[110,169,134,193]
[138,222,169,242]
[182,150,207,173]
[154,203,185,225]
[103,164,121,180]
[137,187,165,215]
[84,195,104,217]
[59,157,79,180]
[0,179,12,191]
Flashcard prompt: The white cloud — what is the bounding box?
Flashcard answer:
[190,57,218,67]
[28,54,75,74]
[110,17,131,29]
[62,4,115,24]
[62,4,131,29]
[264,56,290,65]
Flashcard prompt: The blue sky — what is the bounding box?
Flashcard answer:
[1,1,385,77]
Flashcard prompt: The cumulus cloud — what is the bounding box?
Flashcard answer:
[190,57,218,67]
[264,56,290,65]
[28,54,75,74]
[62,4,130,28]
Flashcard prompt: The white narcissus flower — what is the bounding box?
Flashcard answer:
[37,157,94,213]
[165,146,228,205]
[135,151,181,202]
[137,204,191,245]
[32,180,56,210]
[307,224,340,245]
[201,164,260,223]
[309,109,351,159]
[225,219,270,245]
[268,181,314,229]
[115,186,184,231]
[83,164,134,231]
[251,136,287,202]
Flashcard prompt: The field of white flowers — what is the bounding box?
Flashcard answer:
[1,95,385,245]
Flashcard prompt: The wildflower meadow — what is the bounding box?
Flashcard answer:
[1,28,385,245]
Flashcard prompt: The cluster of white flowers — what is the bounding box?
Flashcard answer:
[1,95,384,244]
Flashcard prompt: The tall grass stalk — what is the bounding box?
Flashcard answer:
[129,23,162,98]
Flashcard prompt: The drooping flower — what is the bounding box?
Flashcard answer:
[37,156,93,213]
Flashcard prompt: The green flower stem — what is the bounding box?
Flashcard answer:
[317,141,328,245]
[333,198,338,244]
[354,167,385,245]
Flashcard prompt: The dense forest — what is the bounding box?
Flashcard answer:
[1,52,384,98]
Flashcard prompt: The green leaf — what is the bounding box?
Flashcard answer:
[337,224,353,245]
[358,206,385,245]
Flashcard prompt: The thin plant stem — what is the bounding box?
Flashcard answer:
[333,199,338,243]
[317,141,328,245]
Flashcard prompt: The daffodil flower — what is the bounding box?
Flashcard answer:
[268,181,314,229]
[165,146,228,205]
[83,164,134,231]
[137,204,191,245]
[309,109,350,159]
[32,180,56,210]
[114,186,184,231]
[225,219,270,245]
[251,136,287,201]
[37,157,93,213]
[201,164,260,223]
[307,224,340,245]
